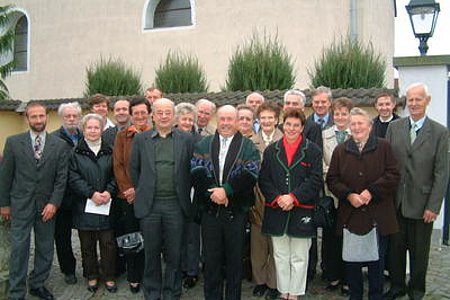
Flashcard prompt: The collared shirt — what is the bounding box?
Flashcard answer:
[261,129,275,146]
[63,127,81,146]
[29,130,47,150]
[104,118,115,131]
[379,114,394,123]
[253,119,261,133]
[219,134,234,185]
[313,113,331,128]
[409,115,427,132]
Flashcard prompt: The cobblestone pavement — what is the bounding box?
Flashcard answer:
[18,230,450,299]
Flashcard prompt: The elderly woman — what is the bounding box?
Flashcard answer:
[260,109,323,300]
[175,102,203,289]
[113,98,152,293]
[250,102,283,299]
[326,107,400,300]
[321,97,353,295]
[237,104,256,138]
[69,113,117,293]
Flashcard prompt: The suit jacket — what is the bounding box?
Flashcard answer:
[130,128,194,219]
[386,117,449,219]
[306,113,334,131]
[0,131,69,220]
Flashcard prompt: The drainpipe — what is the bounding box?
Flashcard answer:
[350,0,358,41]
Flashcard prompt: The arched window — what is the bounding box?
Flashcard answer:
[144,0,194,30]
[13,15,28,71]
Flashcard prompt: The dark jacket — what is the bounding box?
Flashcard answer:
[260,136,323,238]
[51,126,82,210]
[326,135,400,236]
[130,128,194,219]
[191,131,260,215]
[69,139,117,231]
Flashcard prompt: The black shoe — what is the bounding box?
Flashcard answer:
[341,285,350,297]
[87,282,98,293]
[265,288,280,300]
[383,289,407,300]
[129,283,141,294]
[64,273,77,285]
[105,282,118,293]
[183,276,199,289]
[29,287,54,300]
[253,284,268,297]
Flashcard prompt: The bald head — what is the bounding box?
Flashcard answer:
[217,105,238,138]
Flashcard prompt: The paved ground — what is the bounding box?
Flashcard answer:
[17,230,450,299]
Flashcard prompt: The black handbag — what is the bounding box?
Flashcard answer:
[116,232,144,255]
[313,195,336,228]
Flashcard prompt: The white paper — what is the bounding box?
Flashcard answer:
[84,198,111,215]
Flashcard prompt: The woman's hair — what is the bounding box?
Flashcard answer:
[175,102,198,123]
[256,101,281,120]
[349,107,373,125]
[80,113,105,130]
[332,97,353,112]
[283,108,306,125]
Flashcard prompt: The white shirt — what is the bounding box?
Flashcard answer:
[219,134,234,185]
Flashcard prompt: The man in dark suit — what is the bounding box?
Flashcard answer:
[0,102,69,300]
[51,102,83,285]
[130,98,194,300]
[307,86,334,130]
[191,105,260,300]
[102,98,131,147]
[385,83,449,300]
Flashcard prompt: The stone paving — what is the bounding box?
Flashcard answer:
[11,230,450,300]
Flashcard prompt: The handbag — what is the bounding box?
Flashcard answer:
[313,195,336,228]
[342,209,379,262]
[116,232,144,255]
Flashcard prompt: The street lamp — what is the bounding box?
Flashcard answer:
[405,0,440,56]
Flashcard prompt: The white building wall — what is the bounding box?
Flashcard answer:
[0,0,395,100]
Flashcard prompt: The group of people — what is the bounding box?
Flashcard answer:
[0,83,448,300]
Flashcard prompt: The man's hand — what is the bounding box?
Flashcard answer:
[423,209,438,223]
[360,189,372,205]
[208,187,227,206]
[91,192,104,205]
[0,206,11,222]
[99,191,112,204]
[347,193,365,208]
[41,203,57,222]
[123,188,135,204]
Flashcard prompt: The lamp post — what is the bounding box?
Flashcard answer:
[405,0,440,56]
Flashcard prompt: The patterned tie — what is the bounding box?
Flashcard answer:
[318,118,325,129]
[410,122,417,145]
[219,138,228,185]
[34,135,42,160]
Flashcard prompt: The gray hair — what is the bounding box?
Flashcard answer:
[283,89,306,105]
[153,98,175,113]
[175,102,197,123]
[406,82,430,97]
[350,107,373,125]
[246,92,265,103]
[80,113,105,131]
[311,86,332,100]
[195,98,217,114]
[57,102,82,117]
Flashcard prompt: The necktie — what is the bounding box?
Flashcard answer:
[318,118,325,129]
[197,127,203,135]
[410,122,417,145]
[34,135,42,160]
